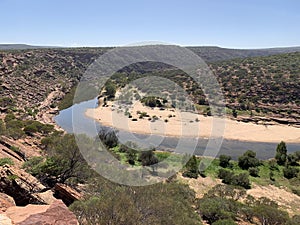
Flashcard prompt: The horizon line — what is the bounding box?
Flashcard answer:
[1,42,300,50]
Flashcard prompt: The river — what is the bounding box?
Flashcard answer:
[54,98,300,160]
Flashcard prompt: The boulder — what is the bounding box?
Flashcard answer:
[54,183,82,206]
[33,190,57,205]
[5,199,78,225]
[0,193,15,213]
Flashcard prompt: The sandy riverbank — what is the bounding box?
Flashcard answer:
[85,101,300,143]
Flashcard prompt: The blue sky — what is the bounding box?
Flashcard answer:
[1,0,299,48]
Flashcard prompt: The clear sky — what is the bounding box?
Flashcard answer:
[1,0,299,48]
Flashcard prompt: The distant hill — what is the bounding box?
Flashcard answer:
[1,44,300,62]
[187,46,300,62]
[0,44,57,50]
[0,47,299,124]
[109,51,300,125]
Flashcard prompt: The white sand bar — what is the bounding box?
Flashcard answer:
[86,102,300,143]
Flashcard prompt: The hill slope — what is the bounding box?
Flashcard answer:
[188,46,300,62]
[0,47,299,126]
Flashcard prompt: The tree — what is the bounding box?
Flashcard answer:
[126,149,137,166]
[138,150,158,167]
[275,141,287,165]
[98,128,118,148]
[219,155,232,168]
[105,82,116,98]
[248,167,260,177]
[238,150,260,170]
[24,134,92,187]
[232,172,251,189]
[283,166,299,179]
[183,155,199,179]
[218,169,234,184]
[232,109,237,118]
[141,96,163,108]
[287,152,300,166]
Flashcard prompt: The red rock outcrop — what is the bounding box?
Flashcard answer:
[0,193,15,213]
[54,183,82,206]
[5,199,78,225]
[0,165,53,205]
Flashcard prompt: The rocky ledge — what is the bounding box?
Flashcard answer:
[0,197,78,225]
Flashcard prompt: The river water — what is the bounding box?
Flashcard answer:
[54,98,300,160]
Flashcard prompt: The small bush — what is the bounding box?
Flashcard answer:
[238,150,260,170]
[7,127,25,139]
[218,169,234,184]
[219,155,232,168]
[248,167,260,177]
[0,158,14,166]
[4,113,16,123]
[218,169,251,189]
[24,124,38,135]
[283,166,299,179]
[183,156,199,179]
[0,119,6,134]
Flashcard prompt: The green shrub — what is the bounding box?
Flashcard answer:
[238,150,260,170]
[22,156,44,176]
[24,124,38,135]
[275,141,287,166]
[218,169,234,184]
[218,169,251,189]
[0,97,15,108]
[6,127,25,139]
[138,150,158,167]
[0,119,6,134]
[24,121,54,135]
[232,172,251,189]
[219,155,232,168]
[198,197,239,224]
[4,113,16,123]
[283,166,299,179]
[98,128,118,148]
[0,158,14,166]
[253,204,290,225]
[248,167,260,177]
[70,182,200,225]
[183,156,199,179]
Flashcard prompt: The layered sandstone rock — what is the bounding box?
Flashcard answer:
[0,165,53,205]
[54,183,82,206]
[5,200,78,225]
[0,193,15,213]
